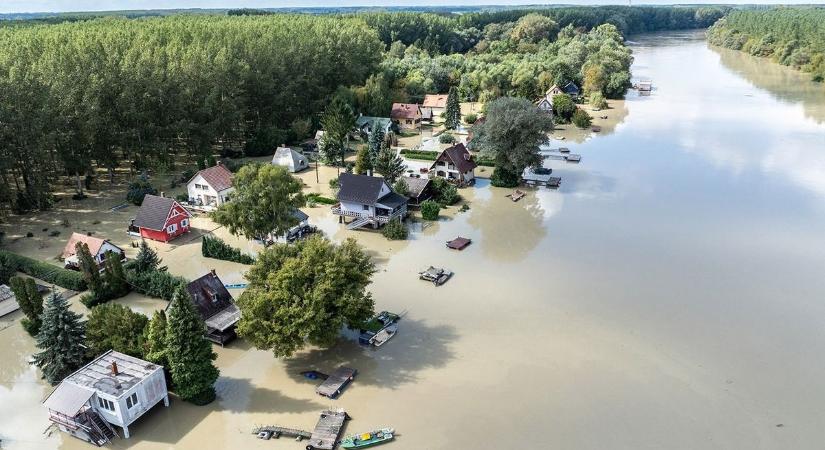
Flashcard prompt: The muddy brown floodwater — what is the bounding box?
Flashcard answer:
[2,30,825,449]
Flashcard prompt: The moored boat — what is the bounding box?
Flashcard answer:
[340,428,395,449]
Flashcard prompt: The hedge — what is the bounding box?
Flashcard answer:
[125,267,188,302]
[202,235,255,265]
[400,149,439,161]
[0,250,87,291]
[306,192,337,205]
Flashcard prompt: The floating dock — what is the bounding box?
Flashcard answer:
[565,154,582,163]
[446,236,472,250]
[254,425,311,441]
[506,190,526,202]
[307,409,349,450]
[547,177,562,188]
[316,367,356,399]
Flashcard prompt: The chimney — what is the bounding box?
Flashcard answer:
[210,268,217,278]
[111,361,119,376]
[159,191,165,198]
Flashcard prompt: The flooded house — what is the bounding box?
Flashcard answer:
[0,284,20,317]
[129,194,192,243]
[422,94,449,117]
[42,350,169,445]
[429,143,477,185]
[61,232,125,270]
[400,176,432,208]
[272,146,309,173]
[332,173,408,230]
[355,116,392,136]
[391,103,423,130]
[186,163,234,209]
[183,270,240,345]
[546,81,581,98]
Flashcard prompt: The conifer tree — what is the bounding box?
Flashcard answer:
[10,276,43,335]
[76,242,103,296]
[103,251,129,298]
[31,292,86,384]
[144,309,169,368]
[373,142,406,184]
[444,86,461,130]
[134,240,164,273]
[367,121,385,170]
[166,284,219,405]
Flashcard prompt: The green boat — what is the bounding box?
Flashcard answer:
[339,428,395,449]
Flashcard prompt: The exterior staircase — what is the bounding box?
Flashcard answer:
[87,411,117,446]
[346,217,373,230]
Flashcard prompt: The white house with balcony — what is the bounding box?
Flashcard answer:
[332,173,408,230]
[186,163,234,210]
[43,350,169,446]
[429,143,477,185]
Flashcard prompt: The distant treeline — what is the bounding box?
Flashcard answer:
[707,8,825,82]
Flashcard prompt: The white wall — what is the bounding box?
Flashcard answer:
[187,175,232,206]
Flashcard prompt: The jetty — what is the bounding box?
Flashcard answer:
[565,154,582,163]
[522,167,560,188]
[307,409,349,450]
[539,148,582,163]
[254,426,312,441]
[316,367,357,399]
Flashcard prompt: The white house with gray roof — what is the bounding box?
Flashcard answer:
[43,350,169,445]
[332,173,408,230]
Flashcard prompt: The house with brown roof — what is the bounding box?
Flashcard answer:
[391,103,422,130]
[62,233,125,270]
[422,94,449,117]
[186,163,234,209]
[400,176,432,208]
[182,270,240,345]
[429,143,477,185]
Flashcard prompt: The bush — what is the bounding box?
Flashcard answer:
[420,200,441,220]
[490,167,521,188]
[399,150,439,161]
[126,177,158,206]
[382,218,408,240]
[306,193,337,205]
[572,108,593,129]
[176,193,189,203]
[438,133,456,144]
[0,250,86,290]
[464,113,478,124]
[589,93,608,110]
[393,178,410,196]
[430,178,459,205]
[125,267,188,301]
[202,235,255,265]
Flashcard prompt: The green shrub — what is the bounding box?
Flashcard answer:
[126,177,158,206]
[0,250,86,290]
[572,108,593,129]
[202,235,255,264]
[306,193,337,205]
[430,178,460,205]
[438,133,456,144]
[420,200,441,220]
[382,218,408,240]
[176,193,189,203]
[464,113,478,124]
[125,267,188,301]
[399,149,439,161]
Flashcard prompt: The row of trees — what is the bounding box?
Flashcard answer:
[707,8,825,82]
[0,14,383,214]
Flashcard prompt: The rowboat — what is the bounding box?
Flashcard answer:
[369,324,398,347]
[340,428,395,449]
[419,266,453,286]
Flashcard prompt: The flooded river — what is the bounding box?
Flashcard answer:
[2,30,825,450]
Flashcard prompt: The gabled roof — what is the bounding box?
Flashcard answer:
[401,176,430,199]
[185,271,237,324]
[133,195,188,231]
[562,81,580,94]
[391,103,421,120]
[422,94,448,109]
[292,209,309,222]
[337,173,390,205]
[62,232,111,259]
[376,192,408,209]
[431,143,477,173]
[355,116,392,131]
[0,284,20,317]
[272,147,308,171]
[189,164,233,192]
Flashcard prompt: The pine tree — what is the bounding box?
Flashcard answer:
[31,292,86,385]
[444,86,461,130]
[103,251,129,298]
[367,121,385,170]
[76,242,103,297]
[0,252,15,285]
[10,276,43,335]
[353,146,371,175]
[144,309,169,368]
[166,284,219,405]
[373,142,406,184]
[134,240,164,273]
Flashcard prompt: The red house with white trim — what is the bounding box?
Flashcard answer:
[130,195,191,242]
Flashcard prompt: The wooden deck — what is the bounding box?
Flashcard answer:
[315,367,357,399]
[446,236,472,250]
[307,409,349,450]
[253,425,312,440]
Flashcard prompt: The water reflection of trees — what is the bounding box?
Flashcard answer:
[713,46,825,124]
[466,190,546,263]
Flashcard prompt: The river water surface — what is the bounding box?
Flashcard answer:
[2,30,825,450]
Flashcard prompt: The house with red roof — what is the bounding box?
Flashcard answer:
[186,163,234,209]
[130,195,191,242]
[62,232,125,270]
[391,103,422,130]
[422,94,448,117]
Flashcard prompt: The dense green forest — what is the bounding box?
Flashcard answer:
[707,8,825,82]
[0,6,726,215]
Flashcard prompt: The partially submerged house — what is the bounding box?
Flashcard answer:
[391,103,422,130]
[184,270,240,345]
[43,350,169,445]
[272,146,309,173]
[429,143,477,185]
[0,284,20,317]
[422,94,448,117]
[332,173,408,230]
[535,94,555,116]
[130,195,191,243]
[399,176,432,208]
[186,163,234,209]
[355,116,392,136]
[546,82,581,98]
[62,233,125,270]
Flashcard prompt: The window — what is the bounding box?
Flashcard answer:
[362,205,369,211]
[405,120,412,125]
[97,397,115,411]
[167,223,177,234]
[181,219,189,228]
[126,393,139,409]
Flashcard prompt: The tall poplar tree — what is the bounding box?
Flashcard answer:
[10,276,43,335]
[166,284,219,405]
[444,86,461,130]
[31,292,87,385]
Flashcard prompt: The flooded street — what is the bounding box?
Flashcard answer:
[3,30,825,449]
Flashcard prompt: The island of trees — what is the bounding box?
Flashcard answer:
[707,8,825,82]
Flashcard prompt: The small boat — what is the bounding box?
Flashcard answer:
[419,266,453,286]
[506,190,525,202]
[340,428,395,449]
[369,324,398,347]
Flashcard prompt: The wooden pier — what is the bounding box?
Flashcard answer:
[565,154,581,163]
[307,409,349,450]
[253,425,312,441]
[316,367,357,399]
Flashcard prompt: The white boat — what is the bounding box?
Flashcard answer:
[369,324,398,347]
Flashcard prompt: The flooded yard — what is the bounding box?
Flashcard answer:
[2,30,825,449]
